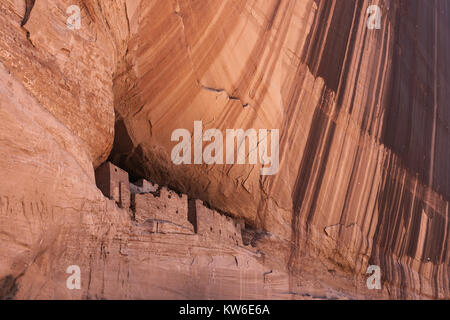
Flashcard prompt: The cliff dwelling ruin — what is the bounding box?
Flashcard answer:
[95,162,247,246]
[0,0,448,301]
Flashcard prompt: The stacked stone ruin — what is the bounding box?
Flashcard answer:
[95,162,130,209]
[95,162,244,244]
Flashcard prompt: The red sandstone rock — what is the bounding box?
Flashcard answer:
[0,0,448,300]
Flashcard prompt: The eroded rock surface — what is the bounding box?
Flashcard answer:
[0,0,448,299]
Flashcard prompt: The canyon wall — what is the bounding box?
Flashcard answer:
[0,0,448,299]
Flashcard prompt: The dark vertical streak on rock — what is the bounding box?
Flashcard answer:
[306,119,336,227]
[371,153,448,297]
[289,109,324,272]
[336,0,364,109]
[368,1,450,298]
[381,0,449,198]
[0,275,19,300]
[305,0,360,94]
[21,0,36,27]
[289,89,336,276]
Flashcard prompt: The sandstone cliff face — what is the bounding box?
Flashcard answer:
[0,0,448,299]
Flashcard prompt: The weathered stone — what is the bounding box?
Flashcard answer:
[95,162,130,206]
[130,179,159,194]
[0,0,448,300]
[133,188,194,233]
[119,181,130,209]
[194,200,243,246]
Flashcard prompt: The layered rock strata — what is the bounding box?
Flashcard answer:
[0,0,448,299]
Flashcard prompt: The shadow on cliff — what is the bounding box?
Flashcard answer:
[0,275,19,300]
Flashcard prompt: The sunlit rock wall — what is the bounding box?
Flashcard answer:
[111,0,449,299]
[0,0,448,299]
